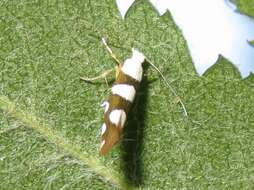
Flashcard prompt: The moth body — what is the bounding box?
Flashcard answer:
[100,49,145,155]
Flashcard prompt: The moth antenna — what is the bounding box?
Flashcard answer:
[145,57,188,117]
[101,37,122,65]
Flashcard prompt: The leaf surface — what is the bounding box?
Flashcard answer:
[0,0,254,189]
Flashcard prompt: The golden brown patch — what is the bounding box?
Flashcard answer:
[99,67,142,155]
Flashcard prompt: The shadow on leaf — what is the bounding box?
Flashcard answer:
[120,62,150,186]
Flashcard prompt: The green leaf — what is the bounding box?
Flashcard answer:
[236,0,254,17]
[0,0,254,189]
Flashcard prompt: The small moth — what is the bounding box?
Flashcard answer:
[81,38,187,156]
[100,48,145,155]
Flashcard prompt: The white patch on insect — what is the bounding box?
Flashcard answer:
[121,49,145,82]
[112,84,136,102]
[101,101,110,113]
[100,140,106,149]
[109,109,126,128]
[101,123,107,135]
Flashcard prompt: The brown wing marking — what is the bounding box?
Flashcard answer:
[99,113,124,156]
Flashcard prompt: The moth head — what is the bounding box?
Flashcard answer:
[131,48,145,64]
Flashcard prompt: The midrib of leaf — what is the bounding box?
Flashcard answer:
[0,95,133,190]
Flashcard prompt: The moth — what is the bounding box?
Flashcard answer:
[81,38,187,155]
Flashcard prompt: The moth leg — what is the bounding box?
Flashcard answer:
[80,65,121,84]
[103,65,120,86]
[115,65,121,79]
[80,68,114,82]
[80,38,122,84]
[102,37,122,66]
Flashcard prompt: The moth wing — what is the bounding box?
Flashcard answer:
[99,124,122,155]
[100,110,126,155]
